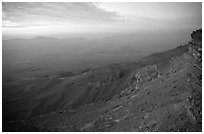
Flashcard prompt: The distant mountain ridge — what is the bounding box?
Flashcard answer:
[3,36,86,41]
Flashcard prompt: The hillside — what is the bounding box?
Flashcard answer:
[3,29,202,132]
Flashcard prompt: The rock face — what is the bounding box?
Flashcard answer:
[3,30,202,132]
[191,29,202,46]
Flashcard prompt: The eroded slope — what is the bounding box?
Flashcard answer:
[3,29,202,132]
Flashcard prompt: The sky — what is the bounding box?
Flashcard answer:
[2,2,202,39]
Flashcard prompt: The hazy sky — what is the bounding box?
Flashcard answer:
[2,2,202,39]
